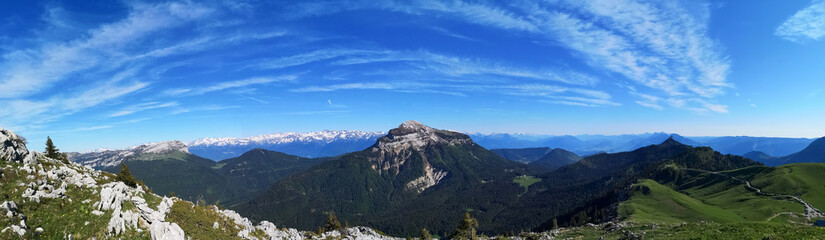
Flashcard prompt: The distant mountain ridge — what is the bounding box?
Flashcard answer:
[490,147,552,163]
[188,130,385,160]
[749,137,825,166]
[471,133,813,157]
[67,141,190,168]
[528,148,582,170]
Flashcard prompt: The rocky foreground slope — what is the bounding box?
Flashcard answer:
[0,127,398,240]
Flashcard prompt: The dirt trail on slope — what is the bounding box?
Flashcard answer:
[685,168,825,220]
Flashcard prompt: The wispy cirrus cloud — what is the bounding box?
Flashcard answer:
[293,81,619,107]
[257,48,599,86]
[0,1,296,133]
[776,0,825,43]
[287,0,731,113]
[110,101,179,117]
[171,105,241,115]
[0,79,149,131]
[164,76,297,96]
[0,1,213,99]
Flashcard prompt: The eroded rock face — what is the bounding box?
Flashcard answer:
[405,163,448,194]
[0,128,35,165]
[369,121,469,174]
[367,121,466,192]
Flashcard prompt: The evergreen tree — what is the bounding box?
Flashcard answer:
[45,137,59,159]
[323,212,343,232]
[115,163,138,188]
[45,137,70,164]
[420,228,432,240]
[450,212,479,240]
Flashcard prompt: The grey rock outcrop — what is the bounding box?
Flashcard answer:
[0,127,38,165]
[149,222,185,240]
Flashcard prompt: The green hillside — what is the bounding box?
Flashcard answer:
[619,163,825,225]
[102,151,246,205]
[214,148,331,206]
[102,148,330,207]
[747,163,825,210]
[619,179,744,223]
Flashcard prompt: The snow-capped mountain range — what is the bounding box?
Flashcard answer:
[187,130,387,160]
[189,130,385,147]
[68,141,188,169]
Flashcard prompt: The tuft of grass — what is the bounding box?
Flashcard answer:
[166,200,241,240]
[143,192,162,211]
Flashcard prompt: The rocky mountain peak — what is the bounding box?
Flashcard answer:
[378,121,471,152]
[400,120,429,130]
[369,121,471,176]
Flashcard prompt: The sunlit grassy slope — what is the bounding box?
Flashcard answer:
[619,163,825,225]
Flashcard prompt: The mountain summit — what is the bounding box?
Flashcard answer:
[370,120,472,175]
[237,121,529,236]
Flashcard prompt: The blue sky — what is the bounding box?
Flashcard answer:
[1,0,824,151]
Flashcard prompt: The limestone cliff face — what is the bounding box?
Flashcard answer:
[367,120,474,193]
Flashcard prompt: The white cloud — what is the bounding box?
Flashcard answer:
[166,76,296,96]
[171,105,240,115]
[0,1,213,99]
[110,101,179,117]
[286,0,731,113]
[0,80,149,131]
[249,49,383,70]
[633,93,663,110]
[291,82,398,92]
[293,81,618,107]
[323,50,600,86]
[776,1,825,42]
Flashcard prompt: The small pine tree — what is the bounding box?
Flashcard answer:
[323,212,343,232]
[115,163,138,188]
[450,212,479,240]
[44,137,70,164]
[45,137,59,158]
[420,228,432,240]
[552,218,558,229]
